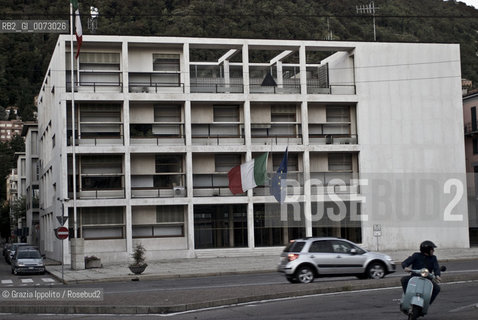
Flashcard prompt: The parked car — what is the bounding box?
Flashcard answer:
[6,243,29,264]
[278,237,396,283]
[11,248,45,275]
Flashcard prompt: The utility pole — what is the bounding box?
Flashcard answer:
[356,1,379,41]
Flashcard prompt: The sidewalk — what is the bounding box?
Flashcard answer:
[46,247,478,284]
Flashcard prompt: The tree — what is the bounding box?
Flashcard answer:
[0,106,6,120]
[10,196,26,226]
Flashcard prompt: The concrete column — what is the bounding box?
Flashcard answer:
[242,43,249,95]
[70,238,85,270]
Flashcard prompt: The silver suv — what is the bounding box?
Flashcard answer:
[278,237,396,283]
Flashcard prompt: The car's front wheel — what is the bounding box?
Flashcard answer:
[366,262,386,279]
[295,266,315,284]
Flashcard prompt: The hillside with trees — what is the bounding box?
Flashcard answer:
[1,0,478,119]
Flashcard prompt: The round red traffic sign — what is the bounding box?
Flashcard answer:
[56,226,69,240]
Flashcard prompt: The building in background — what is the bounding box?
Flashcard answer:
[36,36,469,266]
[463,91,478,246]
[0,120,23,143]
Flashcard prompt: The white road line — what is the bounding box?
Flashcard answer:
[42,278,56,282]
[1,280,13,284]
[450,303,478,313]
[21,279,34,283]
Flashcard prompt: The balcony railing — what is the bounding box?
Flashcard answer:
[309,172,360,194]
[74,123,124,146]
[66,71,123,92]
[131,186,186,198]
[193,173,233,197]
[190,78,244,93]
[307,80,356,95]
[251,123,302,145]
[70,174,126,199]
[249,80,301,94]
[464,122,478,135]
[129,72,183,93]
[130,123,185,145]
[191,123,245,145]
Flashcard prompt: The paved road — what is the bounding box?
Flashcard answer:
[0,280,476,319]
[0,257,60,287]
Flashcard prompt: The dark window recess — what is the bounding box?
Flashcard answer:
[472,107,477,131]
[474,138,478,155]
[82,177,122,189]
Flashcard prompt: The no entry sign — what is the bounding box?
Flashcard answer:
[56,226,69,240]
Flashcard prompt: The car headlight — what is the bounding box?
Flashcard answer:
[420,268,430,277]
[17,263,25,267]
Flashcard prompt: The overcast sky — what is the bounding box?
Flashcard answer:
[456,0,478,8]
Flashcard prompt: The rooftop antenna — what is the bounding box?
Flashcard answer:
[88,6,99,34]
[356,1,379,41]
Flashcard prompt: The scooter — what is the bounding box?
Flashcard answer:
[400,266,446,320]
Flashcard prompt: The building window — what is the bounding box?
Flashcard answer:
[326,106,350,122]
[215,154,241,172]
[153,54,180,72]
[194,204,248,249]
[213,105,239,122]
[154,104,181,122]
[79,104,122,138]
[154,155,184,188]
[253,203,306,247]
[271,104,296,122]
[132,205,185,238]
[80,155,123,190]
[474,138,478,155]
[78,207,125,240]
[328,153,352,171]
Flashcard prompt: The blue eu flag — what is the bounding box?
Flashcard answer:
[270,148,288,203]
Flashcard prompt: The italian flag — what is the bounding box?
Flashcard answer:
[228,153,268,195]
[70,0,82,59]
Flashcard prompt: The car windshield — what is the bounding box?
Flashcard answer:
[17,251,41,259]
[283,241,306,253]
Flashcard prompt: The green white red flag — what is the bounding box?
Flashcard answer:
[70,0,82,59]
[228,153,268,195]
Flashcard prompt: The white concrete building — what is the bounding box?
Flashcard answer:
[36,35,469,266]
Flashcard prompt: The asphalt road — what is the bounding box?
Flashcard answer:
[0,280,476,319]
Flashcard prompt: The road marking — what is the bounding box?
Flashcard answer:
[42,278,56,283]
[1,280,13,284]
[21,279,34,283]
[450,303,478,313]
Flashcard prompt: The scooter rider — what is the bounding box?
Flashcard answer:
[401,240,441,305]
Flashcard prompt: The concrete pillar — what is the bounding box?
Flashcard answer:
[70,238,85,270]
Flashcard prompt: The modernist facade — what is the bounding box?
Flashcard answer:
[37,36,469,265]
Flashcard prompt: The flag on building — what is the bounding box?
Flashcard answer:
[70,0,83,59]
[228,153,268,195]
[270,148,288,203]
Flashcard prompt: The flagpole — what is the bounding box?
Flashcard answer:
[70,3,78,239]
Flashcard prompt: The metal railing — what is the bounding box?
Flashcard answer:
[191,123,245,145]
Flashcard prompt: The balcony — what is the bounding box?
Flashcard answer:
[253,172,304,196]
[307,80,356,95]
[193,174,233,197]
[190,78,244,93]
[70,174,125,199]
[310,172,360,195]
[251,123,302,145]
[130,123,185,146]
[66,71,123,93]
[464,122,478,136]
[131,173,186,198]
[249,79,300,94]
[128,72,183,93]
[309,123,357,145]
[191,123,244,145]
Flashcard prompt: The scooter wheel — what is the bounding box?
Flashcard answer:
[408,305,422,320]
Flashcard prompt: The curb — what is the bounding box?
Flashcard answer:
[2,273,478,314]
[47,268,278,285]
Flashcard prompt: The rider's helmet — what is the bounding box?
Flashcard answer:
[420,240,437,255]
